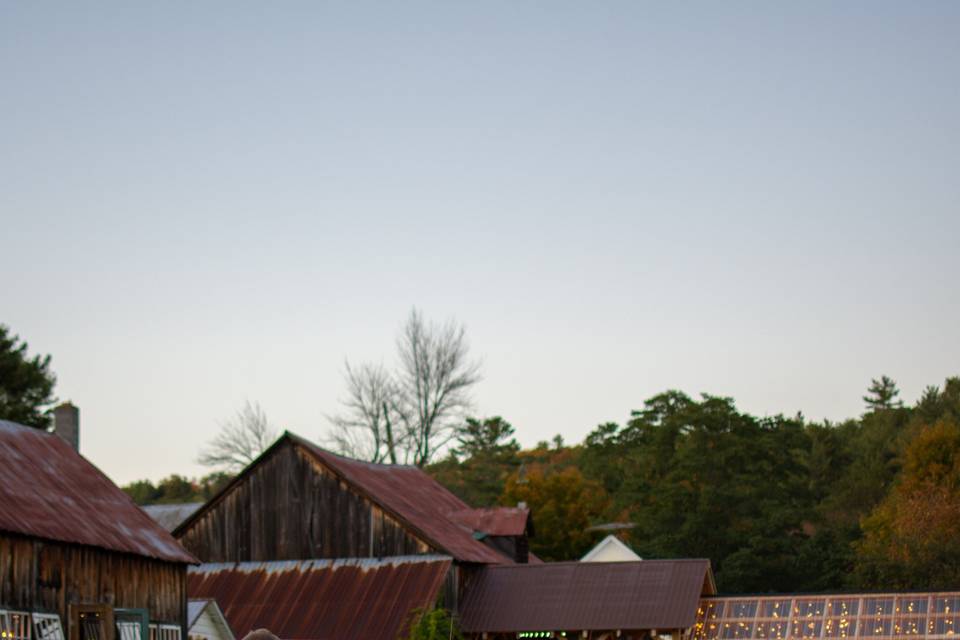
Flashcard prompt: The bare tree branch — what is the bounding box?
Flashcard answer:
[327,308,481,467]
[198,400,279,472]
[326,361,404,464]
[396,309,482,466]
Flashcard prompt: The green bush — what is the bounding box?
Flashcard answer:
[404,608,462,640]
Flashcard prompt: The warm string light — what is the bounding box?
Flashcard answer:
[694,597,953,640]
[693,595,960,640]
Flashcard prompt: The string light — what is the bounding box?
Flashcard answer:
[690,595,960,640]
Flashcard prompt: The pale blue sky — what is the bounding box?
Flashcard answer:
[2,2,958,484]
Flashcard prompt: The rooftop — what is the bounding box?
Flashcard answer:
[143,502,203,532]
[188,555,452,640]
[178,432,516,564]
[0,419,196,564]
[458,559,715,633]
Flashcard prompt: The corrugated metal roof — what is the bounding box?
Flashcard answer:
[458,559,714,633]
[0,420,196,564]
[188,555,453,640]
[291,434,509,563]
[144,503,203,532]
[448,507,530,536]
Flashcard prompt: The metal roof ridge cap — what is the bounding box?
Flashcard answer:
[286,432,420,470]
[193,554,454,570]
[301,437,474,507]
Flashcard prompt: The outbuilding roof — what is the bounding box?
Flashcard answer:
[0,420,196,564]
[188,555,452,640]
[458,559,715,633]
[448,507,531,537]
[144,502,203,532]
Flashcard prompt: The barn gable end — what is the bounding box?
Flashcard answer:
[175,437,434,562]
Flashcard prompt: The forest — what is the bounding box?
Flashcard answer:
[429,376,960,594]
[125,375,960,594]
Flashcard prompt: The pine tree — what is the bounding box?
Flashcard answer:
[864,375,903,412]
[0,325,57,429]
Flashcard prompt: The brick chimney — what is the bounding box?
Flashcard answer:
[53,402,79,451]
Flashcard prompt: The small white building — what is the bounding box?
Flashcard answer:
[187,600,234,640]
[580,534,642,562]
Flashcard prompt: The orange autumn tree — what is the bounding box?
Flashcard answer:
[855,417,960,589]
[501,463,609,561]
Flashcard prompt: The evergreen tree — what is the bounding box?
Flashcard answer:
[428,416,520,506]
[0,325,57,429]
[864,375,903,411]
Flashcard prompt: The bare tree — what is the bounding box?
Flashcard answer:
[198,400,279,472]
[328,308,481,467]
[395,308,481,466]
[326,361,403,464]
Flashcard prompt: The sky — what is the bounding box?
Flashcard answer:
[2,2,959,485]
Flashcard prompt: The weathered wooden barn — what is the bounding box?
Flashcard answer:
[173,431,533,638]
[0,417,197,640]
[173,432,532,566]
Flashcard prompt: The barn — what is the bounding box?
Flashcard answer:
[0,414,196,640]
[174,431,533,638]
[173,431,531,566]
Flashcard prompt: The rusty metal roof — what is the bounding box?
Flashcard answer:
[291,434,509,563]
[448,507,531,537]
[188,555,452,640]
[458,559,714,633]
[0,420,196,563]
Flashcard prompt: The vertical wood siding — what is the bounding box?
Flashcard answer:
[0,532,186,625]
[177,441,433,563]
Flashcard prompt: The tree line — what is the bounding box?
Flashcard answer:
[430,376,960,593]
[5,319,960,593]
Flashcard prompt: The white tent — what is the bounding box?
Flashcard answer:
[187,600,234,640]
[580,534,641,562]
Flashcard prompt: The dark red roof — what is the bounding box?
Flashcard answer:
[458,559,714,633]
[291,434,508,563]
[188,556,452,640]
[0,420,196,564]
[448,507,530,536]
